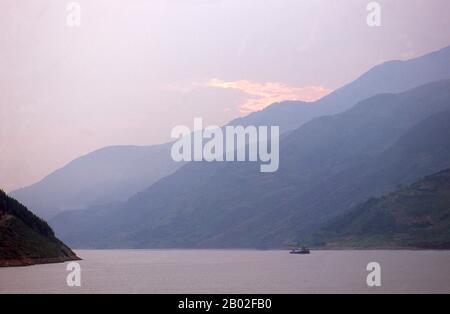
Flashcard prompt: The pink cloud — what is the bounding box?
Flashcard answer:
[206,79,332,113]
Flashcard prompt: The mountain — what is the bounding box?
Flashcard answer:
[51,80,450,249]
[0,190,79,267]
[229,45,450,132]
[11,143,183,219]
[308,169,450,249]
[12,46,450,220]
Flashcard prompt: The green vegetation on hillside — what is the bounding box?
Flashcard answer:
[0,189,79,266]
[309,169,450,249]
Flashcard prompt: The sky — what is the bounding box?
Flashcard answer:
[1,0,450,192]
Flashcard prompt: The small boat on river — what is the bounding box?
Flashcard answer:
[289,247,310,254]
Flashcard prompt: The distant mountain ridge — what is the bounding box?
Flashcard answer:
[229,45,450,132]
[11,143,183,219]
[0,190,79,267]
[12,45,450,220]
[309,169,450,249]
[51,80,450,249]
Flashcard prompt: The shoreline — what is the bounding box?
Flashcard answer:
[0,255,81,268]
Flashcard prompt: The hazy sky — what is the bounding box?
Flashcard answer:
[1,0,450,191]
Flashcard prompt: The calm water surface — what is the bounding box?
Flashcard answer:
[1,250,449,293]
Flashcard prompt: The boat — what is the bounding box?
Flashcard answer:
[289,247,310,254]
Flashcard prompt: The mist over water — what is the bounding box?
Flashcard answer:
[1,250,449,294]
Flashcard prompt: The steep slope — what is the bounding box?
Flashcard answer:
[52,80,450,249]
[11,143,182,219]
[0,190,79,267]
[309,169,450,249]
[13,46,450,220]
